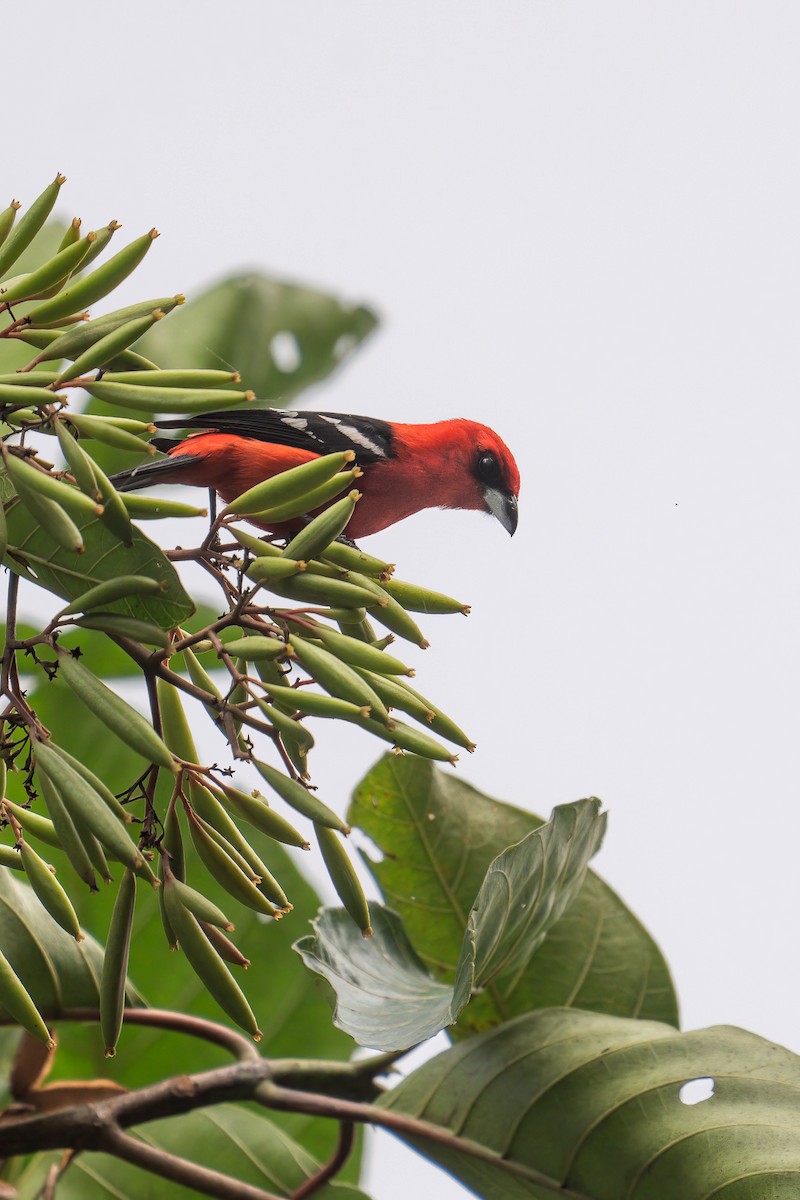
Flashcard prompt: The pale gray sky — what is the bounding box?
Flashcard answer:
[5,4,800,1197]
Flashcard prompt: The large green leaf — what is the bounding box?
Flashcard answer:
[380,1008,800,1200]
[349,756,678,1031]
[10,1105,371,1200]
[3,501,194,628]
[138,271,378,402]
[296,800,606,1050]
[0,870,106,1017]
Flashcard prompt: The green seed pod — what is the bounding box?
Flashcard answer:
[4,452,102,519]
[72,613,170,647]
[0,501,7,563]
[34,747,145,872]
[0,232,95,306]
[170,878,233,931]
[100,868,136,1057]
[7,486,85,555]
[239,557,306,584]
[224,450,355,516]
[0,173,66,279]
[45,743,133,824]
[196,811,261,882]
[321,541,394,578]
[244,470,361,526]
[253,759,348,833]
[59,574,165,616]
[54,310,163,384]
[121,494,208,519]
[187,778,278,893]
[0,845,23,870]
[209,781,309,850]
[305,622,412,676]
[222,635,290,661]
[0,948,53,1046]
[91,465,134,547]
[347,572,430,648]
[158,801,184,949]
[55,650,178,772]
[102,369,240,387]
[352,667,434,725]
[371,674,475,750]
[27,228,159,325]
[107,349,160,372]
[58,217,81,250]
[20,840,83,941]
[185,806,277,916]
[247,570,376,609]
[162,876,262,1039]
[198,921,250,968]
[0,200,21,248]
[352,714,458,764]
[288,635,391,725]
[181,646,224,723]
[2,800,61,849]
[78,220,121,270]
[315,824,372,937]
[36,770,97,891]
[0,370,61,386]
[262,683,369,722]
[156,677,199,763]
[228,526,278,558]
[68,810,113,883]
[0,384,65,406]
[281,490,360,562]
[22,295,183,366]
[380,577,470,615]
[65,412,157,456]
[254,700,315,758]
[84,382,255,414]
[55,419,101,500]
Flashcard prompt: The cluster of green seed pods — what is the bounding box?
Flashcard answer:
[0,175,477,1047]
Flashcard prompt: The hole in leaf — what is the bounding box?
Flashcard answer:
[351,829,384,865]
[270,331,302,373]
[333,333,357,360]
[679,1077,715,1105]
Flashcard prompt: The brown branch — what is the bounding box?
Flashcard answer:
[291,1120,354,1200]
[103,1125,284,1200]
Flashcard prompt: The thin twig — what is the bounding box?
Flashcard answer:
[291,1120,355,1200]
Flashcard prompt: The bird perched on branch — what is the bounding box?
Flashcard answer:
[111,408,520,539]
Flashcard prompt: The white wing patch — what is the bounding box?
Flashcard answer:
[282,415,309,431]
[338,424,388,456]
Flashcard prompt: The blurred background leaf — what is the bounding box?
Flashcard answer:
[138,272,378,403]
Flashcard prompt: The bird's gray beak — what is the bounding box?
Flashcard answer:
[484,486,518,536]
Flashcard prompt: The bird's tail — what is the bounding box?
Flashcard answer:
[110,449,202,493]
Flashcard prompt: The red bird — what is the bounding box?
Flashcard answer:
[112,408,520,540]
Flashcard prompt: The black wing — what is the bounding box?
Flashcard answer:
[154,408,396,465]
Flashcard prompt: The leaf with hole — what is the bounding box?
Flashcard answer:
[138,271,378,402]
[380,1008,800,1200]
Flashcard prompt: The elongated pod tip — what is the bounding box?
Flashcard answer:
[108,220,122,231]
[361,926,374,938]
[55,173,67,185]
[104,1046,117,1059]
[148,228,159,240]
[10,200,21,211]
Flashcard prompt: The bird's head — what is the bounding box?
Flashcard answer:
[470,425,520,536]
[397,418,521,535]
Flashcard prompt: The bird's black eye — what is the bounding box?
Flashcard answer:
[476,451,502,486]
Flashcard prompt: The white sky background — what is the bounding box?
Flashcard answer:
[4,3,800,1197]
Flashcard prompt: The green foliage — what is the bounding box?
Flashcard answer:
[139,272,378,402]
[0,175,796,1200]
[381,1010,800,1199]
[296,795,609,1049]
